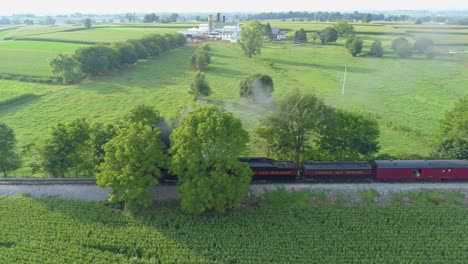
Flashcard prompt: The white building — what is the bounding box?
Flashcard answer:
[221,25,241,43]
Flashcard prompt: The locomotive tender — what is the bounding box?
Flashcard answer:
[245,158,468,182]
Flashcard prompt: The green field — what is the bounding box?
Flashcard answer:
[3,25,82,39]
[0,41,88,76]
[0,22,467,174]
[1,194,468,263]
[19,27,184,43]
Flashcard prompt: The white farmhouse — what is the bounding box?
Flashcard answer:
[221,25,241,43]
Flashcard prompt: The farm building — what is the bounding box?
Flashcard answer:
[221,25,241,43]
[271,28,286,40]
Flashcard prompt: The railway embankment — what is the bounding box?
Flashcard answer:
[2,179,468,202]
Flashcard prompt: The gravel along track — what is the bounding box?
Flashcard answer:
[2,179,468,201]
[249,182,468,195]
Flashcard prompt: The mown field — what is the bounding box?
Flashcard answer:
[17,27,184,43]
[0,22,467,175]
[0,41,88,76]
[1,194,468,263]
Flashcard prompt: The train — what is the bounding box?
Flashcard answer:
[242,158,468,182]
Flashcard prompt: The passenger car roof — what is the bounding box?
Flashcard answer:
[373,160,468,169]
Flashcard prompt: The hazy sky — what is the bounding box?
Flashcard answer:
[3,0,467,14]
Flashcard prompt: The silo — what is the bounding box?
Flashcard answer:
[208,15,214,32]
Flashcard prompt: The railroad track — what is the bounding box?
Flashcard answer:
[2,178,468,186]
[0,178,97,185]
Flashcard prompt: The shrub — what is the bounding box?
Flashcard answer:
[345,35,363,57]
[239,74,274,104]
[413,37,434,54]
[320,27,338,44]
[368,40,384,57]
[189,72,211,100]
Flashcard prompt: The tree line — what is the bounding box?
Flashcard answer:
[49,33,187,84]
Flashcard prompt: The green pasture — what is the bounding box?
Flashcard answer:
[0,41,88,76]
[17,27,185,43]
[4,25,82,39]
[0,22,467,169]
[2,195,468,263]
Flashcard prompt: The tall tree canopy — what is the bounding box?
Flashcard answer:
[320,27,338,44]
[333,20,355,36]
[392,37,412,58]
[368,40,384,57]
[345,35,363,57]
[32,118,102,178]
[0,123,21,177]
[434,96,468,159]
[240,20,264,58]
[97,122,167,209]
[49,54,83,84]
[256,92,329,169]
[315,110,380,161]
[170,105,251,214]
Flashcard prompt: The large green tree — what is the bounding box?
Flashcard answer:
[97,122,167,209]
[333,20,355,37]
[256,92,329,170]
[49,54,83,84]
[264,23,273,40]
[434,96,468,159]
[0,123,21,177]
[31,119,114,178]
[368,40,384,57]
[315,110,380,161]
[345,35,363,57]
[413,37,434,54]
[392,37,412,58]
[112,42,138,66]
[83,18,92,29]
[75,45,118,74]
[294,28,307,43]
[121,104,171,147]
[170,105,252,214]
[320,27,338,44]
[240,20,264,58]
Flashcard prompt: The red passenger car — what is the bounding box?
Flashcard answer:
[374,160,468,181]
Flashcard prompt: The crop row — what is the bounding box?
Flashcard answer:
[1,195,468,263]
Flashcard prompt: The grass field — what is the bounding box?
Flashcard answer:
[3,25,82,39]
[0,41,88,76]
[1,194,468,263]
[18,27,184,43]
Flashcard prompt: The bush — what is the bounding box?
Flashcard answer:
[320,27,338,44]
[190,44,211,71]
[413,37,434,54]
[112,42,138,66]
[0,73,61,84]
[368,40,384,57]
[189,72,211,100]
[239,74,274,104]
[75,45,118,74]
[49,54,83,84]
[392,37,412,58]
[345,35,363,57]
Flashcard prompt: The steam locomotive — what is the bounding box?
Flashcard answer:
[243,157,468,182]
